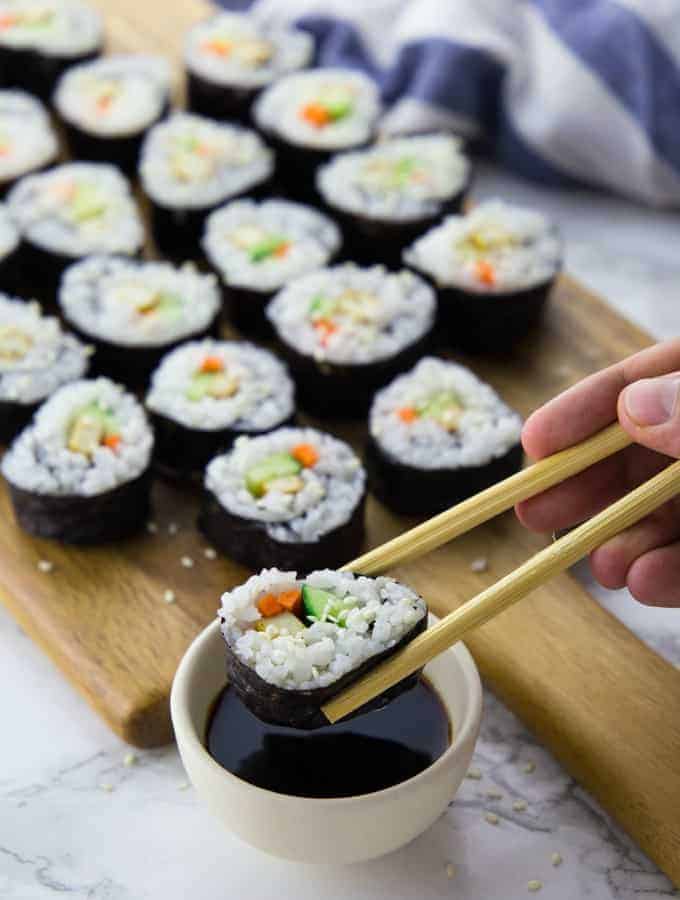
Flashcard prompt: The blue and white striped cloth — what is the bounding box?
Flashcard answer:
[243,0,680,207]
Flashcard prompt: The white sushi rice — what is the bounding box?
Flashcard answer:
[0,90,58,183]
[370,357,522,470]
[267,263,435,365]
[146,339,295,431]
[59,256,220,347]
[219,567,426,691]
[253,68,380,150]
[0,293,90,403]
[202,198,341,292]
[139,112,273,210]
[2,377,153,496]
[0,0,102,55]
[317,133,469,221]
[205,426,365,543]
[7,163,144,257]
[403,199,562,293]
[0,203,19,260]
[185,12,312,88]
[54,55,171,136]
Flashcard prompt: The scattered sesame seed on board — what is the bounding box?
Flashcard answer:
[470,557,488,573]
[37,559,53,573]
[146,521,158,534]
[551,852,563,867]
[123,752,137,767]
[484,812,499,825]
[445,863,456,880]
[180,556,194,568]
[513,799,528,812]
[168,522,179,535]
[527,880,543,892]
[465,766,482,780]
[203,547,217,560]
[163,590,176,604]
[522,761,536,774]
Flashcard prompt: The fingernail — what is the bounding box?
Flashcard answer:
[624,377,680,426]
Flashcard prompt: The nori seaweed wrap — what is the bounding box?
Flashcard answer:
[366,357,523,515]
[218,567,427,728]
[2,377,154,543]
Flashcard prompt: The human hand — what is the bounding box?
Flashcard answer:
[516,339,680,607]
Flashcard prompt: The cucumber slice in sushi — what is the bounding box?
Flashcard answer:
[219,568,428,728]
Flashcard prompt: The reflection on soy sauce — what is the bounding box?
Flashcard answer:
[206,677,451,798]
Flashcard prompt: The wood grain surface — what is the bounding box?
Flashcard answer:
[0,0,678,885]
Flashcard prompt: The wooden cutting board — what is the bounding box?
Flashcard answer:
[1,0,679,886]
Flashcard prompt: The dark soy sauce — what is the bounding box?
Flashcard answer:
[206,677,451,798]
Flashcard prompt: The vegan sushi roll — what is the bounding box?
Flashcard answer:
[266,264,436,417]
[317,134,471,268]
[146,339,296,479]
[0,202,22,294]
[6,163,144,305]
[0,90,58,195]
[0,0,103,101]
[54,55,171,173]
[139,112,274,260]
[218,567,427,728]
[59,256,222,387]
[253,68,380,201]
[202,198,341,336]
[184,12,313,122]
[200,427,366,573]
[0,293,90,441]
[366,357,523,515]
[2,376,154,543]
[403,200,562,352]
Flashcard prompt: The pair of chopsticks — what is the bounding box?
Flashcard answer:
[323,423,680,724]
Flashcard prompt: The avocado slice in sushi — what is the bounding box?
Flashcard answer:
[245,451,303,498]
[70,183,108,223]
[418,390,464,431]
[68,402,120,457]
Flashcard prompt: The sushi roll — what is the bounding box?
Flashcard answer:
[266,263,436,417]
[6,163,144,305]
[218,567,427,728]
[54,55,171,173]
[0,202,22,295]
[0,90,58,196]
[252,68,380,201]
[139,112,274,261]
[184,12,313,122]
[146,339,296,479]
[0,293,90,442]
[200,426,366,573]
[202,198,341,337]
[58,256,222,388]
[366,357,523,515]
[317,134,471,268]
[0,0,103,101]
[2,376,154,543]
[403,200,562,352]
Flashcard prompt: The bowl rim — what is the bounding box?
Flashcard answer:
[171,615,483,806]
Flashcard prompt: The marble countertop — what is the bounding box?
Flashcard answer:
[2,163,680,900]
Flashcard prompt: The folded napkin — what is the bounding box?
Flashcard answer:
[243,0,680,207]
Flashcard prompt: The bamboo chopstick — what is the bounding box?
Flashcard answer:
[323,445,680,725]
[342,422,631,577]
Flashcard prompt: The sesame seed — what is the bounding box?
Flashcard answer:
[123,752,137,767]
[203,547,217,560]
[484,812,499,825]
[177,781,191,791]
[146,521,158,534]
[445,863,456,880]
[551,852,563,867]
[470,557,488,573]
[513,799,528,812]
[465,766,482,780]
[100,782,114,792]
[37,559,53,573]
[163,590,176,604]
[522,761,536,774]
[486,789,503,800]
[527,880,542,892]
[180,556,194,568]
[168,522,179,535]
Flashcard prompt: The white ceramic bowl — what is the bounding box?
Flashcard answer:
[171,617,482,864]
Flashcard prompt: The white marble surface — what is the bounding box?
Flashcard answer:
[3,164,680,899]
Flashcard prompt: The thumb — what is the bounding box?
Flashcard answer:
[618,374,680,458]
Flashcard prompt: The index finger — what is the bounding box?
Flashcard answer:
[522,338,680,460]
